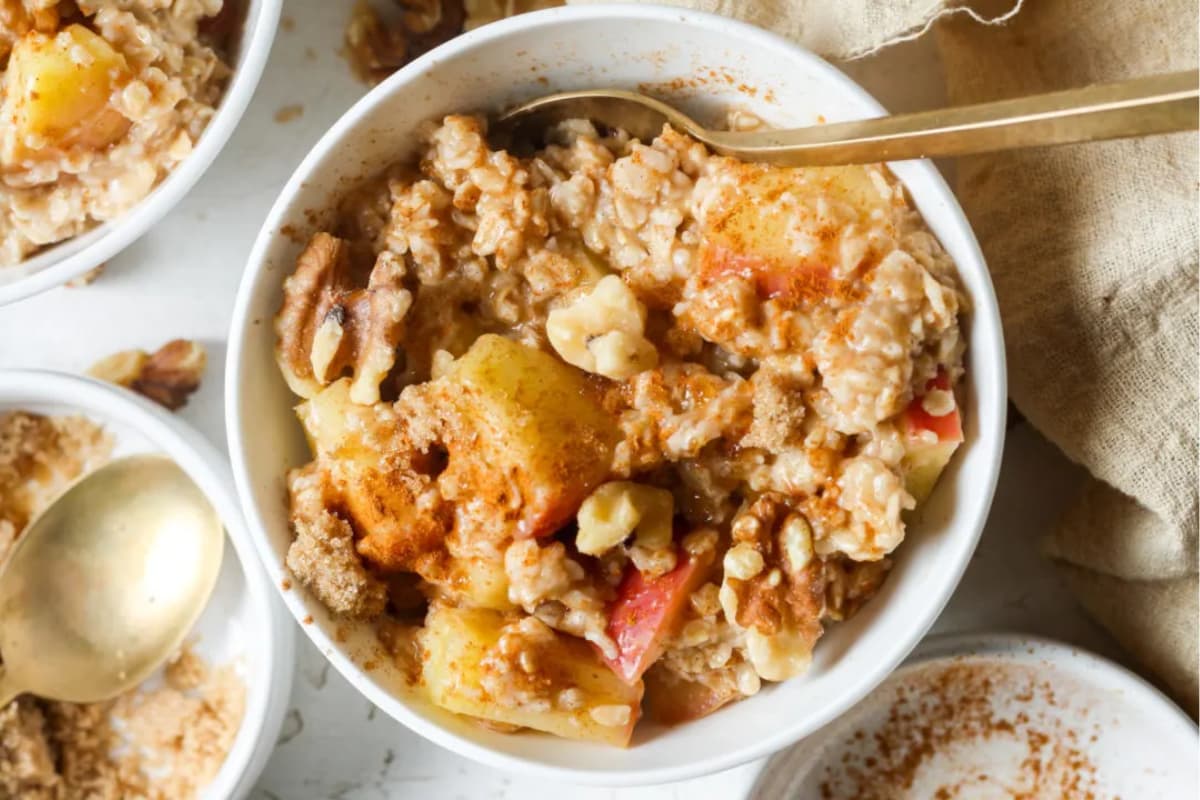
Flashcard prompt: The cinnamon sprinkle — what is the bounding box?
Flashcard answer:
[817,658,1108,800]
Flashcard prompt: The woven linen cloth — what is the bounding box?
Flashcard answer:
[563,0,1200,708]
[566,0,1022,58]
[936,0,1199,710]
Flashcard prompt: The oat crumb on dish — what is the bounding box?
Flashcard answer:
[0,410,245,798]
[273,113,968,746]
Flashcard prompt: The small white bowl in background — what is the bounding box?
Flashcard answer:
[0,0,282,307]
[226,4,1007,785]
[751,633,1200,798]
[0,370,294,800]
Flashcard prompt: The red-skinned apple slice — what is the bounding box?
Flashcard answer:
[900,369,964,505]
[698,164,896,307]
[603,549,714,685]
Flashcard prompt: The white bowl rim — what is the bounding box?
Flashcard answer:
[0,368,295,799]
[226,2,1008,785]
[912,632,1199,737]
[0,0,283,307]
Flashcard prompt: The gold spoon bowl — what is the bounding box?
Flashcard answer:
[494,70,1198,166]
[0,454,224,706]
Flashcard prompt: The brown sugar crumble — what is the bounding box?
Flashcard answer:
[0,412,245,799]
[817,659,1107,800]
[0,645,246,800]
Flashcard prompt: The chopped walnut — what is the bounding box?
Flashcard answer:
[344,0,466,84]
[463,0,564,30]
[89,339,207,411]
[547,275,658,380]
[275,232,413,404]
[718,495,825,682]
[343,0,564,84]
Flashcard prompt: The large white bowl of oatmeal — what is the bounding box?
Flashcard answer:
[0,0,280,305]
[0,370,294,798]
[226,4,1007,785]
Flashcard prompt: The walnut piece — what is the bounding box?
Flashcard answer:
[463,0,564,30]
[275,232,413,405]
[718,495,825,682]
[89,339,207,411]
[344,0,466,84]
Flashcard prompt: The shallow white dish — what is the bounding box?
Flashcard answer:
[0,0,282,306]
[0,370,294,799]
[751,633,1200,798]
[225,4,1007,785]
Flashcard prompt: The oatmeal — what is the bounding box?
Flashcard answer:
[0,1,233,266]
[0,410,245,797]
[275,114,968,746]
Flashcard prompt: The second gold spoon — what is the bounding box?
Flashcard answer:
[0,455,223,706]
[495,70,1199,165]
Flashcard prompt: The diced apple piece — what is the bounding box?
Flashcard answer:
[422,605,643,746]
[699,164,896,305]
[3,25,132,163]
[440,555,515,611]
[603,549,713,684]
[297,379,450,572]
[443,334,617,539]
[899,369,964,504]
[643,664,740,725]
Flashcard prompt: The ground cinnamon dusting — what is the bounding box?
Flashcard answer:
[817,659,1107,800]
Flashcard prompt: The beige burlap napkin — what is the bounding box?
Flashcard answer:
[568,0,1022,58]
[936,0,1199,710]
[564,0,1200,708]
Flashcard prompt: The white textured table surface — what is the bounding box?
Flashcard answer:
[0,4,1125,798]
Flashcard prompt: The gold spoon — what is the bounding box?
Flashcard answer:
[493,70,1199,165]
[0,455,223,706]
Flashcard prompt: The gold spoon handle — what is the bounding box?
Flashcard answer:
[709,70,1199,166]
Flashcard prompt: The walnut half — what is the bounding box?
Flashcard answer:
[275,232,412,405]
[89,339,207,411]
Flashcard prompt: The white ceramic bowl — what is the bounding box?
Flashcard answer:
[226,4,1007,785]
[0,370,294,799]
[0,0,282,306]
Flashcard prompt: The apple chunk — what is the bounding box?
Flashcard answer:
[422,605,643,746]
[603,549,713,684]
[699,164,895,305]
[643,664,740,725]
[442,334,617,539]
[2,25,132,164]
[899,370,964,505]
